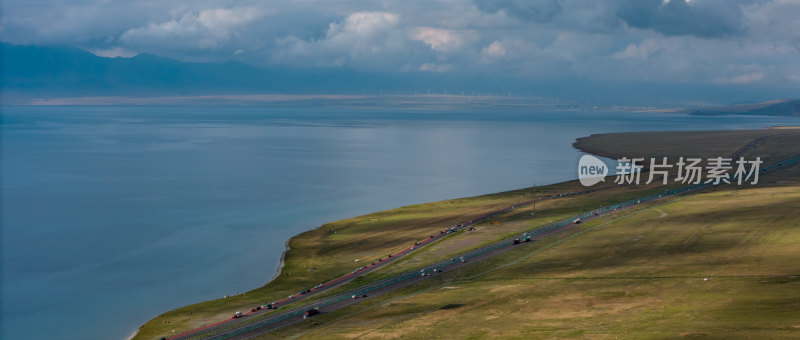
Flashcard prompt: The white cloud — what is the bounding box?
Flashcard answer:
[480,38,541,64]
[120,7,266,50]
[613,38,660,60]
[483,41,507,57]
[410,27,464,52]
[330,11,399,39]
[321,11,401,55]
[273,11,414,68]
[90,47,138,58]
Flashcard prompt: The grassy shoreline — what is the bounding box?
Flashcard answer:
[135,127,800,339]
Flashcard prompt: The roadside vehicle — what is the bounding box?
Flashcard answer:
[304,307,321,319]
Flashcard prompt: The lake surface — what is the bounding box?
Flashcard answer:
[2,102,798,339]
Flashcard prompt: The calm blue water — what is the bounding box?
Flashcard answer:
[2,103,798,340]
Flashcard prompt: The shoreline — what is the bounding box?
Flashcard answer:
[124,329,138,340]
[264,239,291,286]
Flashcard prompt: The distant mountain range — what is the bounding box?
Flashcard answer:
[692,99,800,117]
[0,43,405,97]
[2,43,797,105]
[2,43,564,99]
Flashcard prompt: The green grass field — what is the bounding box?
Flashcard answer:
[135,128,800,339]
[263,186,800,339]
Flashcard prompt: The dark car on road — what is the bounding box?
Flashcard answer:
[304,307,321,319]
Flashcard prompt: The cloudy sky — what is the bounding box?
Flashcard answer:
[3,0,800,90]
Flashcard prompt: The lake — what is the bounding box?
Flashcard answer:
[2,101,798,339]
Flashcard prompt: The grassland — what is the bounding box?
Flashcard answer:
[263,185,800,339]
[136,127,800,339]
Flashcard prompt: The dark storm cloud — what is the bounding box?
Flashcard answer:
[475,0,750,38]
[616,0,746,38]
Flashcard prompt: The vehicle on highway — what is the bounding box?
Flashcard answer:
[232,311,243,319]
[303,307,321,319]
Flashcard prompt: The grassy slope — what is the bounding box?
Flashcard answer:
[258,128,800,339]
[265,186,800,339]
[138,128,800,339]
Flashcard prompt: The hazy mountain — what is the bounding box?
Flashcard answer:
[0,43,380,96]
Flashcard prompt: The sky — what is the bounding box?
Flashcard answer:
[2,0,800,92]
